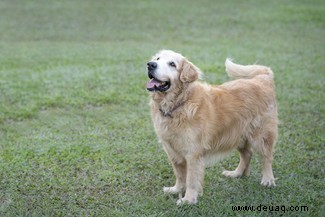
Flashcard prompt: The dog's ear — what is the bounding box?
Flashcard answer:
[180,59,202,83]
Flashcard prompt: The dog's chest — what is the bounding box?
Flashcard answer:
[152,113,198,153]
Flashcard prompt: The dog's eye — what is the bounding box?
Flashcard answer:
[157,57,160,60]
[169,62,176,68]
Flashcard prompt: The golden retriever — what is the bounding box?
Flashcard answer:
[146,50,278,205]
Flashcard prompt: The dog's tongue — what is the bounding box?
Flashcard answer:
[147,79,161,89]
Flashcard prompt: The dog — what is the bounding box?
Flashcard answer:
[146,50,278,205]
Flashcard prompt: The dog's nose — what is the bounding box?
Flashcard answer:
[147,61,157,70]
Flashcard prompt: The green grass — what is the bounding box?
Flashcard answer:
[0,0,324,216]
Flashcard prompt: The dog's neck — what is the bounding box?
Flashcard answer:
[159,100,186,118]
[151,82,191,118]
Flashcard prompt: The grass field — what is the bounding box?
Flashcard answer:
[0,0,324,216]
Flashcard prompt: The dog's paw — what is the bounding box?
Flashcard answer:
[163,186,181,194]
[261,176,276,187]
[222,170,243,178]
[176,197,197,206]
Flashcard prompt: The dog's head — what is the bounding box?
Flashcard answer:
[146,50,202,92]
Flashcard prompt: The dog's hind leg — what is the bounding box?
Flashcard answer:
[251,125,277,187]
[222,143,252,178]
[259,132,277,187]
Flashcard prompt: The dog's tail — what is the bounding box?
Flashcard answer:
[225,58,273,79]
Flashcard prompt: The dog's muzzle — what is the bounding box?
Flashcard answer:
[146,62,170,92]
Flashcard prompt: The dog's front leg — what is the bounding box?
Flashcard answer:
[177,155,204,205]
[163,160,186,194]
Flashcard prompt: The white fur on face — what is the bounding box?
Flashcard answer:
[151,50,184,82]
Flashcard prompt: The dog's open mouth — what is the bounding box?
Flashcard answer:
[146,78,170,92]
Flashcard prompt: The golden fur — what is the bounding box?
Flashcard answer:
[147,50,278,205]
